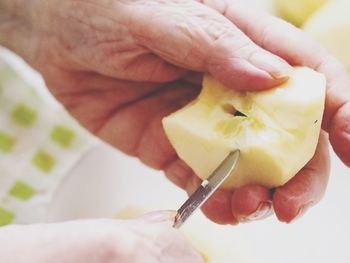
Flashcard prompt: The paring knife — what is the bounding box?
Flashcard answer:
[173,150,240,229]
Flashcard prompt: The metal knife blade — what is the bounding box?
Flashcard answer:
[173,150,240,229]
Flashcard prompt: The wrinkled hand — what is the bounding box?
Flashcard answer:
[0,212,203,263]
[2,0,349,224]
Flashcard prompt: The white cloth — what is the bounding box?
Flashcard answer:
[0,56,95,225]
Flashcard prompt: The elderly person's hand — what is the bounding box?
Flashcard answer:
[1,0,349,224]
[0,212,203,263]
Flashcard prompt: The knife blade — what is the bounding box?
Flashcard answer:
[173,150,240,229]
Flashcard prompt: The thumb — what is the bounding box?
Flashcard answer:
[137,210,177,224]
[127,0,292,90]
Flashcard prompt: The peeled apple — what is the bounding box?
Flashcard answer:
[274,0,328,27]
[304,0,350,73]
[162,67,326,189]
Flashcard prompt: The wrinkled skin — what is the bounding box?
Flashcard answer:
[1,0,350,224]
[0,213,204,263]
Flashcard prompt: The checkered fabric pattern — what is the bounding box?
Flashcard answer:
[0,58,95,225]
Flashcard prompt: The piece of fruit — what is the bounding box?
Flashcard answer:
[274,0,328,27]
[162,67,326,189]
[304,0,350,73]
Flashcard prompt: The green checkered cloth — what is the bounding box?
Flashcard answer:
[0,58,95,226]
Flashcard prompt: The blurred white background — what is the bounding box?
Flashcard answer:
[1,0,350,262]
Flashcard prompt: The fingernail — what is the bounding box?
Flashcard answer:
[240,201,273,223]
[249,52,293,79]
[288,203,313,224]
[139,210,177,224]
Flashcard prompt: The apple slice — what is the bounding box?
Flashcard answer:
[162,67,326,189]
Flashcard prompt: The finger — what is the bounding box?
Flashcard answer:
[219,2,350,166]
[97,81,198,159]
[185,176,238,225]
[231,184,273,222]
[138,210,177,224]
[329,100,350,167]
[165,159,197,190]
[127,0,292,91]
[136,220,204,263]
[167,160,239,225]
[183,72,203,86]
[273,132,330,223]
[201,190,238,225]
[136,84,200,169]
[45,70,167,132]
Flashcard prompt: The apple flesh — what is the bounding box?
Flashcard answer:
[162,67,326,189]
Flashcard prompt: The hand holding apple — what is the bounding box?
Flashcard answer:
[0,0,349,224]
[163,67,326,189]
